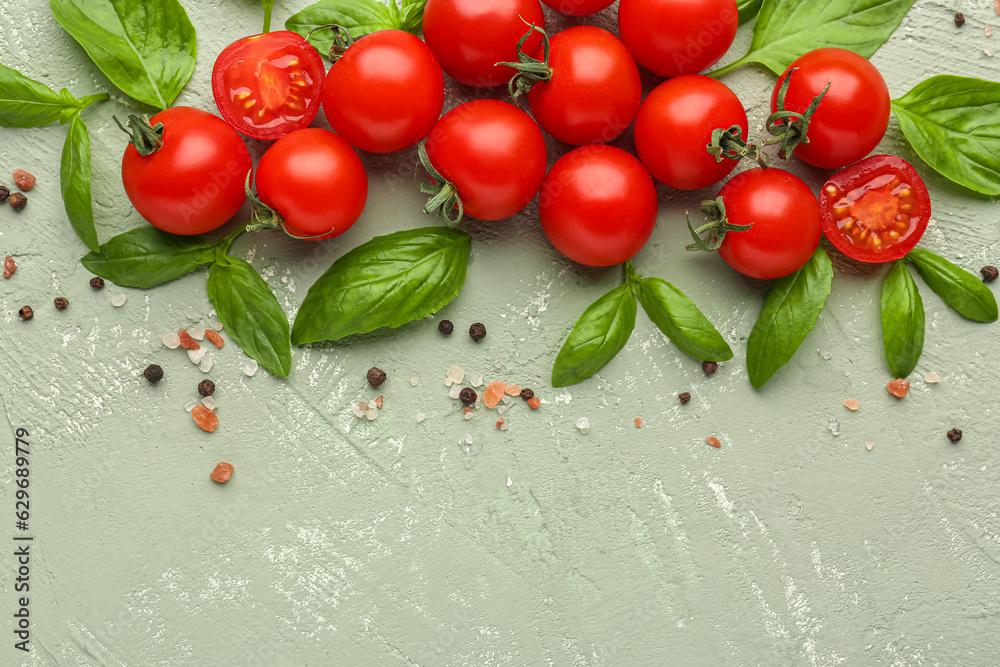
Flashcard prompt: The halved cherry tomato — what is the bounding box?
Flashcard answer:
[819,155,930,263]
[212,31,326,141]
[541,0,615,15]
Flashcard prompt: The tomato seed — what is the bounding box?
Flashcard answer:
[192,405,219,432]
[211,462,234,483]
[178,328,200,350]
[886,378,910,398]
[204,329,224,348]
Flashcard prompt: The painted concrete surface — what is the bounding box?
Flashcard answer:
[1,1,999,665]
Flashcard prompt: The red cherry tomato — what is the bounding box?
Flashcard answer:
[424,100,547,221]
[255,128,368,240]
[524,26,641,146]
[539,146,658,267]
[121,107,252,236]
[618,0,738,78]
[541,0,615,15]
[212,31,326,141]
[819,155,930,263]
[771,48,891,169]
[422,0,546,88]
[634,75,747,190]
[716,168,822,280]
[321,30,444,154]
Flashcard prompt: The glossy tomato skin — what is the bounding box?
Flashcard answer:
[255,129,368,240]
[772,48,891,169]
[819,155,930,263]
[526,26,641,146]
[424,100,547,221]
[634,75,747,190]
[422,0,545,87]
[717,168,821,280]
[321,30,445,154]
[618,0,738,77]
[539,146,658,267]
[121,107,252,236]
[541,0,615,15]
[212,31,326,141]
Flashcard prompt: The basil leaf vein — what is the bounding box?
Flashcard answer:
[737,0,763,24]
[552,284,636,388]
[81,226,219,289]
[286,0,399,56]
[635,277,733,362]
[0,62,98,127]
[60,113,100,252]
[880,261,925,378]
[907,248,998,322]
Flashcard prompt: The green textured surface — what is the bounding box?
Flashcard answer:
[2,1,1000,665]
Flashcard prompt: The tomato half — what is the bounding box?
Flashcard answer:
[121,107,252,236]
[819,155,930,263]
[422,0,545,88]
[771,48,891,169]
[539,145,658,267]
[212,31,326,141]
[255,128,368,240]
[541,0,615,15]
[634,75,747,191]
[321,30,445,154]
[716,168,821,280]
[618,0,738,78]
[424,100,547,221]
[525,26,641,146]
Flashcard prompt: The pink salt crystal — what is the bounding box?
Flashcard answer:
[987,25,995,36]
[496,418,504,429]
[12,169,35,191]
[843,399,860,411]
[462,407,472,414]
[504,384,521,396]
[3,256,15,279]
[375,395,383,409]
[865,442,875,451]
[635,417,643,428]
[483,380,506,409]
[527,397,541,409]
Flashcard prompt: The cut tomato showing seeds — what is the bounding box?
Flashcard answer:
[819,155,930,263]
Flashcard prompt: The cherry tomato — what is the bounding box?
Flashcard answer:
[771,48,891,169]
[422,0,545,88]
[819,155,930,263]
[212,31,326,141]
[716,168,821,280]
[424,100,547,221]
[539,146,658,267]
[634,75,747,190]
[255,128,368,240]
[524,26,641,146]
[541,0,615,15]
[121,107,252,236]
[321,30,444,154]
[618,0,738,78]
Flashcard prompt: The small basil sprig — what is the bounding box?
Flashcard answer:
[746,248,832,389]
[81,226,223,289]
[49,0,196,109]
[907,249,999,322]
[880,261,925,378]
[711,0,915,78]
[287,0,427,57]
[892,76,1000,196]
[737,0,763,24]
[60,115,100,252]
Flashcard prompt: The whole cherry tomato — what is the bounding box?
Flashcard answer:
[212,31,326,141]
[422,0,546,87]
[819,155,930,263]
[541,0,615,15]
[634,75,748,190]
[321,30,445,154]
[539,145,658,267]
[119,107,252,236]
[770,48,891,169]
[254,129,368,240]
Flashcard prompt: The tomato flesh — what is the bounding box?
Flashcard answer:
[820,155,930,263]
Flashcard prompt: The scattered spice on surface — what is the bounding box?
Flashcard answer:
[18,305,33,320]
[12,169,35,191]
[9,193,27,211]
[947,428,963,443]
[143,364,164,384]
[844,398,860,411]
[483,380,506,408]
[955,11,966,27]
[89,276,105,289]
[505,384,521,396]
[184,398,198,412]
[447,365,465,384]
[635,417,643,428]
[679,392,691,404]
[416,412,426,423]
[163,333,181,349]
[3,256,15,279]
[111,294,127,307]
[462,406,472,415]
[192,405,219,432]
[199,355,213,373]
[981,265,998,282]
[438,319,454,335]
[469,322,487,342]
[519,388,534,400]
[0,185,8,203]
[706,436,721,448]
[459,387,477,405]
[210,462,234,483]
[244,359,259,377]
[198,379,215,397]
[178,328,200,350]
[527,397,541,409]
[188,347,208,364]
[702,361,718,375]
[576,417,590,434]
[375,395,383,409]
[865,441,875,451]
[54,297,69,310]
[886,378,910,398]
[367,367,387,387]
[202,396,218,410]
[924,372,941,384]
[190,328,205,341]
[205,329,224,348]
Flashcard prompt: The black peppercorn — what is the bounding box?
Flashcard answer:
[947,428,963,443]
[143,364,164,384]
[459,387,477,405]
[18,305,33,320]
[955,11,965,27]
[90,276,105,289]
[438,319,454,336]
[702,361,718,375]
[519,388,534,400]
[54,297,69,310]
[0,185,9,203]
[198,379,216,397]
[981,266,998,282]
[367,367,387,387]
[9,193,27,211]
[469,322,486,342]
[679,392,691,404]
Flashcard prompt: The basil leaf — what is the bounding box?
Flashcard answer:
[49,0,196,109]
[737,0,763,23]
[880,261,924,378]
[400,0,427,33]
[81,226,219,289]
[634,277,733,362]
[208,256,292,379]
[60,114,100,252]
[552,284,637,388]
[891,75,1000,196]
[286,0,396,56]
[746,248,833,389]
[712,0,915,77]
[0,62,103,127]
[291,227,471,345]
[907,249,999,323]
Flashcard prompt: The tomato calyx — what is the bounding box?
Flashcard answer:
[706,125,769,170]
[497,20,553,105]
[306,23,355,61]
[415,141,465,226]
[765,68,831,160]
[245,172,336,241]
[114,114,165,156]
[685,197,754,252]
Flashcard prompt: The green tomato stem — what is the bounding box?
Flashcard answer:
[262,0,274,34]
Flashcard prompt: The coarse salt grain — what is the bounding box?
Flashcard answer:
[445,377,453,387]
[987,25,995,36]
[188,347,208,364]
[865,441,875,451]
[527,397,541,409]
[483,380,506,408]
[191,329,205,340]
[447,365,465,384]
[213,322,224,331]
[243,360,259,377]
[464,434,473,445]
[635,418,643,428]
[352,402,367,418]
[366,406,378,421]
[375,395,383,409]
[924,372,941,384]
[506,476,512,486]
[844,399,860,411]
[162,333,181,349]
[464,412,473,420]
[184,399,198,412]
[111,294,127,307]
[471,374,483,387]
[505,384,520,396]
[416,413,426,423]
[448,384,462,399]
[410,377,419,386]
[199,355,213,373]
[202,396,218,410]
[576,417,590,434]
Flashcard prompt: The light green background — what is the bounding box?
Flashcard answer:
[2,1,999,665]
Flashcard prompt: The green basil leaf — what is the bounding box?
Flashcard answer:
[907,248,999,323]
[635,277,733,362]
[0,62,98,127]
[746,248,833,389]
[552,284,637,388]
[286,0,396,56]
[208,256,292,379]
[49,0,196,109]
[400,0,427,32]
[60,113,100,252]
[737,0,763,23]
[880,261,924,378]
[891,75,1000,196]
[712,0,915,77]
[81,226,219,289]
[292,227,471,345]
